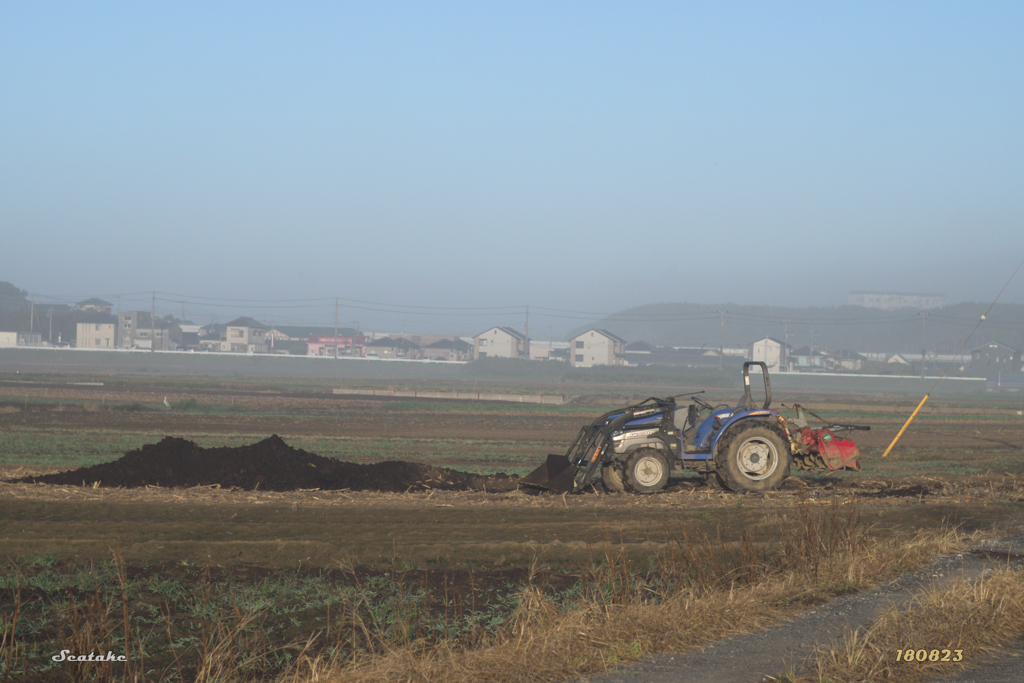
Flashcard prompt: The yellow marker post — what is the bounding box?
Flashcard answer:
[881,393,930,458]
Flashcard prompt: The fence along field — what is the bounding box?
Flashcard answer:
[1,366,1023,682]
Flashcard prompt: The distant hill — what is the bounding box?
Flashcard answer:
[570,302,1024,355]
[0,281,30,310]
[0,281,91,341]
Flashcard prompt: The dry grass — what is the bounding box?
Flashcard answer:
[798,567,1024,683]
[277,499,973,683]
[0,581,25,683]
[3,500,1013,683]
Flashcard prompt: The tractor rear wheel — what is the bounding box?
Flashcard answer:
[601,463,626,492]
[624,448,669,493]
[716,423,791,492]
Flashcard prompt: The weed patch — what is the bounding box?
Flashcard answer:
[275,500,969,683]
[797,568,1024,682]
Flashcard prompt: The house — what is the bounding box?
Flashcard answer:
[201,323,227,340]
[199,338,229,352]
[224,317,269,353]
[624,340,657,355]
[133,324,176,350]
[364,336,421,359]
[272,325,357,342]
[971,342,1022,373]
[473,327,527,360]
[118,311,175,350]
[529,345,553,360]
[790,346,830,371]
[307,334,367,357]
[622,344,729,368]
[833,349,866,372]
[423,337,472,362]
[528,342,570,362]
[569,329,626,367]
[170,324,203,351]
[888,354,911,365]
[75,298,113,315]
[749,338,787,372]
[528,340,570,361]
[75,313,117,349]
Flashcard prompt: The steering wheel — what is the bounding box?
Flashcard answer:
[693,397,733,413]
[692,397,714,411]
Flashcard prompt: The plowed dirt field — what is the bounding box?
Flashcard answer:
[2,376,1024,682]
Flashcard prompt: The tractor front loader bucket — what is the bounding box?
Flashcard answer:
[520,454,577,493]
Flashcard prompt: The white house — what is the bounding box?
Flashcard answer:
[569,329,626,367]
[473,327,526,360]
[76,313,118,349]
[224,317,269,353]
[749,337,786,372]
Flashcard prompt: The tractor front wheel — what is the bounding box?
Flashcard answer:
[624,448,669,493]
[601,463,626,492]
[716,424,791,492]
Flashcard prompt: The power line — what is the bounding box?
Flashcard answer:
[20,289,1024,333]
[156,291,524,311]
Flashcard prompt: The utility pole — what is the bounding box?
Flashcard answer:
[30,297,34,332]
[150,291,155,353]
[334,297,339,359]
[48,307,52,344]
[116,295,121,347]
[783,320,789,372]
[524,305,530,360]
[921,312,927,379]
[719,310,724,371]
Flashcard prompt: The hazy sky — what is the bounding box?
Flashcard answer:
[3,2,1023,334]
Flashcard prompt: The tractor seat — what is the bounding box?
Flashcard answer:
[735,394,754,411]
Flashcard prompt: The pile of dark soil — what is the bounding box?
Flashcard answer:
[12,435,520,493]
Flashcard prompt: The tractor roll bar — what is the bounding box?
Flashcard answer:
[742,361,771,410]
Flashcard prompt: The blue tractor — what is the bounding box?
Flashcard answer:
[521,362,866,494]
